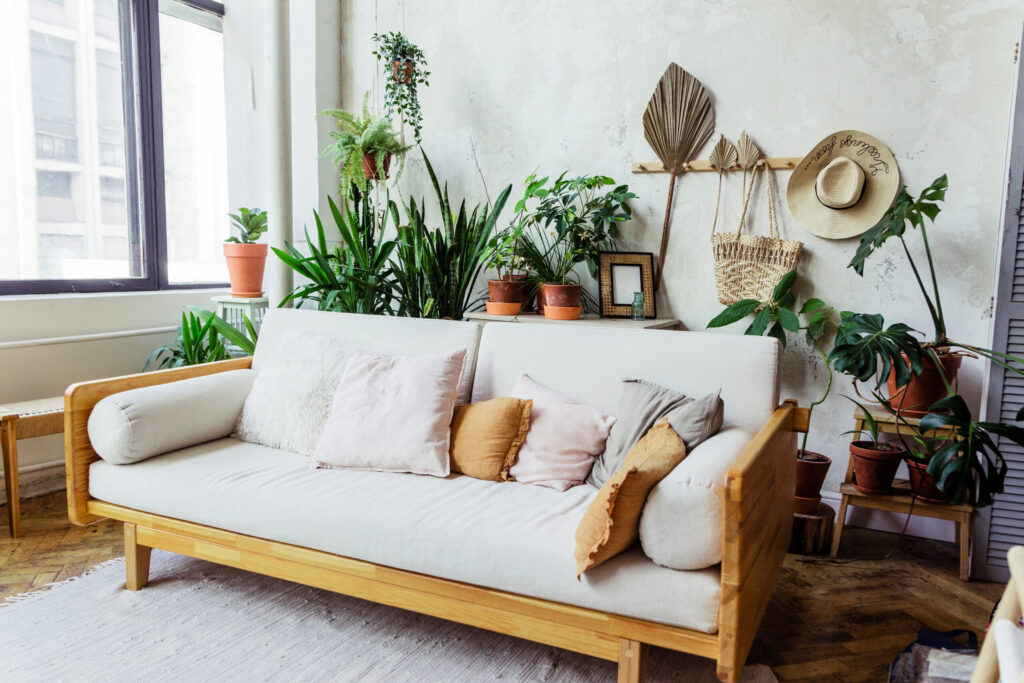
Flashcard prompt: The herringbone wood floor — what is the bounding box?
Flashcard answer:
[0,491,1006,681]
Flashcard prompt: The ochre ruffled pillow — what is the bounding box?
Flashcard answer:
[450,398,532,482]
[574,418,688,576]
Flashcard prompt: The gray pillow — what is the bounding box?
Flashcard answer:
[586,380,724,488]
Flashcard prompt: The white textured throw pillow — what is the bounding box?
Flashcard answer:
[234,331,355,455]
[312,348,467,476]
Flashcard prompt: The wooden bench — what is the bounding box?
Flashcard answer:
[1,397,64,537]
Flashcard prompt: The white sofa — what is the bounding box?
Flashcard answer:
[66,308,799,683]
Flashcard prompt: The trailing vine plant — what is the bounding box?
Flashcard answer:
[372,31,429,143]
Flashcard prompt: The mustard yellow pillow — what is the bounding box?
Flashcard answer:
[450,398,532,481]
[574,418,688,575]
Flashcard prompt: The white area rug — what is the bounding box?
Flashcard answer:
[0,551,777,682]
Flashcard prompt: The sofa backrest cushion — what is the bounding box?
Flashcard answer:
[255,308,483,404]
[471,323,780,432]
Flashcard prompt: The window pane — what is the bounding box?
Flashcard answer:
[159,11,229,284]
[1,0,143,283]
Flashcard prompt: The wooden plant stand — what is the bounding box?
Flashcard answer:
[0,397,64,537]
[830,408,971,580]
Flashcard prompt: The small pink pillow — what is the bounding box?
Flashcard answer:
[312,348,467,476]
[509,374,616,491]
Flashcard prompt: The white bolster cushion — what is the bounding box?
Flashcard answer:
[88,369,255,465]
[638,426,754,570]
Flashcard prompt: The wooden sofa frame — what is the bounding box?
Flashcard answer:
[65,358,806,683]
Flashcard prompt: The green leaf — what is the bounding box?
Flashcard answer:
[707,299,761,328]
[777,306,800,333]
[746,306,772,336]
[771,270,797,303]
[767,322,788,348]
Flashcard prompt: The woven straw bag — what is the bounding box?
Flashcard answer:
[711,160,803,304]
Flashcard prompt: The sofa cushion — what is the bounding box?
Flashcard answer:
[509,374,616,491]
[450,398,532,481]
[89,438,722,633]
[312,348,466,476]
[235,331,355,456]
[254,308,482,404]
[575,419,689,575]
[88,370,255,465]
[639,427,755,570]
[587,380,723,488]
[471,323,779,433]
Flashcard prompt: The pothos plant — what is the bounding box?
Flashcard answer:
[322,93,412,192]
[372,31,429,143]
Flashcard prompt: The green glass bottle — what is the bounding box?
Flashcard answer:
[631,292,645,321]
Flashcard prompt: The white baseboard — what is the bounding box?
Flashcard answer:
[0,463,66,506]
[820,490,955,543]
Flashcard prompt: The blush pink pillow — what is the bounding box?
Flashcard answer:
[312,348,467,477]
[509,374,616,491]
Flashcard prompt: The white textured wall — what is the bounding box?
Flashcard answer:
[337,0,1024,492]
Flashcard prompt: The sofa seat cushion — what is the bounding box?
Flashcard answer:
[89,438,721,633]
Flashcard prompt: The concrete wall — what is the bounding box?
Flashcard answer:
[336,0,1024,504]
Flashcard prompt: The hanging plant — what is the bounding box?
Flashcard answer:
[371,31,430,143]
[322,93,412,192]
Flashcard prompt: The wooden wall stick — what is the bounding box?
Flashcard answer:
[632,158,801,173]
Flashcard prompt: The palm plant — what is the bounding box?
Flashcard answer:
[188,306,258,356]
[391,153,512,319]
[273,185,399,314]
[144,311,230,370]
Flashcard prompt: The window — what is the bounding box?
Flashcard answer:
[0,0,228,295]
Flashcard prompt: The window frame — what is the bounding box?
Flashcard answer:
[0,0,228,296]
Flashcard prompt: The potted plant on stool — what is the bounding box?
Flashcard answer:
[845,400,907,494]
[224,207,268,298]
[323,94,412,191]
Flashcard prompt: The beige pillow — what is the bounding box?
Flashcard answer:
[312,348,466,477]
[450,398,533,482]
[574,418,688,575]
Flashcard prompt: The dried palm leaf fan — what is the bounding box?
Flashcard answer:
[736,131,761,197]
[642,63,715,289]
[708,135,738,234]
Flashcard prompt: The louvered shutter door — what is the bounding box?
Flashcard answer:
[974,31,1024,581]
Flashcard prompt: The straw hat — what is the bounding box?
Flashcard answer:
[787,130,900,239]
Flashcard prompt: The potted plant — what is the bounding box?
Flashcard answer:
[708,271,834,513]
[901,433,953,504]
[484,225,529,315]
[371,32,429,143]
[847,175,1024,415]
[516,172,635,319]
[224,207,268,297]
[322,93,412,191]
[845,400,907,494]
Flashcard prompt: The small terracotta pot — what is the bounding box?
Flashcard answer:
[362,152,392,180]
[391,59,413,83]
[887,351,963,418]
[485,301,522,315]
[794,495,821,515]
[795,451,831,500]
[223,242,267,298]
[543,305,581,321]
[850,440,906,494]
[488,278,528,304]
[540,283,582,309]
[905,458,949,503]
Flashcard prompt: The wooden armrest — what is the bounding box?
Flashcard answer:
[64,357,252,526]
[717,400,801,682]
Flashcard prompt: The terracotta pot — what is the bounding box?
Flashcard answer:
[794,495,821,515]
[544,305,581,321]
[391,59,413,83]
[795,451,831,500]
[485,301,522,315]
[223,242,267,298]
[362,151,392,180]
[887,351,963,418]
[850,440,906,494]
[905,458,950,504]
[488,278,528,304]
[540,283,582,309]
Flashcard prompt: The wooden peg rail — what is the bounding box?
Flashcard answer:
[631,157,802,173]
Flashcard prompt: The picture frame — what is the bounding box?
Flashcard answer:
[597,251,656,319]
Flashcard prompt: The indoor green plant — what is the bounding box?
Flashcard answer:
[483,223,530,315]
[843,398,907,494]
[390,152,512,320]
[144,310,229,370]
[322,93,412,191]
[517,172,635,318]
[223,207,268,297]
[372,31,429,143]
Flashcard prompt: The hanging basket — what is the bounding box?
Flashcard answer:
[711,160,802,304]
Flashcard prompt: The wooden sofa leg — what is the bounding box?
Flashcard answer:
[617,638,648,683]
[124,523,152,591]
